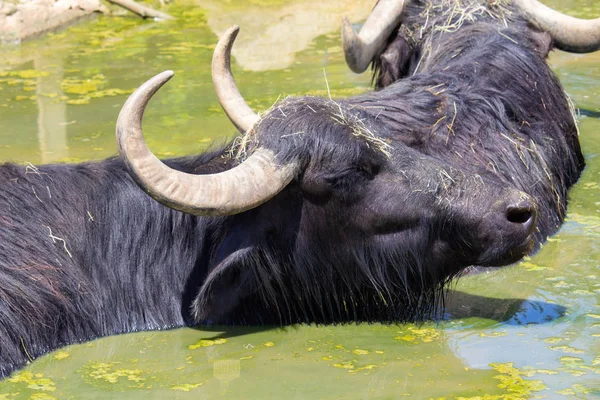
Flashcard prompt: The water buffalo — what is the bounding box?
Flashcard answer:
[0,0,595,377]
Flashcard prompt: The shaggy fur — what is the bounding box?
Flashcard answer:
[0,0,585,377]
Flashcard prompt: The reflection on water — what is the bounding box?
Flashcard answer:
[0,0,599,398]
[34,53,69,163]
[201,0,373,71]
[445,292,567,325]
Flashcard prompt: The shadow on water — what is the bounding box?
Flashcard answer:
[188,324,278,340]
[578,108,600,118]
[189,289,568,342]
[444,291,566,325]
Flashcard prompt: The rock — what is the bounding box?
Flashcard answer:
[0,2,18,17]
[0,0,108,45]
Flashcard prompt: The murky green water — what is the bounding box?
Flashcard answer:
[0,0,598,398]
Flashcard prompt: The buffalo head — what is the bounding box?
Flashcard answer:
[115,0,589,323]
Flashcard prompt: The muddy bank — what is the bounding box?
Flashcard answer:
[0,0,106,45]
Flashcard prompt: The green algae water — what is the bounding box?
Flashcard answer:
[0,0,599,398]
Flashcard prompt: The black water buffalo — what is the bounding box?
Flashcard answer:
[0,0,595,377]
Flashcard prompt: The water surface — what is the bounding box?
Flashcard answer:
[0,0,598,398]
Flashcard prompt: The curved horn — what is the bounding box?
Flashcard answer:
[212,25,259,133]
[342,0,406,73]
[513,0,600,53]
[116,71,299,216]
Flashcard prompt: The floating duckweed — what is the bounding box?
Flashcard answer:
[61,75,132,105]
[52,351,70,360]
[521,367,559,377]
[81,362,145,385]
[559,356,585,368]
[61,75,106,95]
[179,7,207,19]
[188,338,227,349]
[207,105,225,114]
[330,359,378,374]
[8,371,56,392]
[567,213,600,236]
[160,46,194,55]
[88,88,135,98]
[264,342,275,347]
[352,349,369,355]
[553,280,572,288]
[10,70,50,79]
[29,394,57,400]
[171,383,203,391]
[350,364,378,374]
[479,332,508,338]
[549,345,584,354]
[566,369,588,377]
[332,361,355,369]
[490,363,546,397]
[394,326,441,343]
[66,97,91,105]
[533,369,559,375]
[573,289,594,295]
[40,92,58,99]
[557,384,590,396]
[395,334,417,342]
[520,261,547,271]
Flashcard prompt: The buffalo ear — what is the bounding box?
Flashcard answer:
[376,34,414,89]
[193,247,259,323]
[300,173,333,199]
[529,29,553,58]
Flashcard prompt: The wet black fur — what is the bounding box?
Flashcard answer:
[0,0,586,377]
[367,1,584,237]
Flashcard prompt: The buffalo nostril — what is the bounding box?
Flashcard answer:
[506,206,533,224]
[506,200,537,235]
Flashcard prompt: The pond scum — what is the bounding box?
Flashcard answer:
[4,336,582,398]
[1,0,599,398]
[0,5,209,108]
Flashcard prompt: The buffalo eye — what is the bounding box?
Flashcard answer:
[356,161,380,179]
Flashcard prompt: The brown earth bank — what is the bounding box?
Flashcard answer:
[0,0,108,44]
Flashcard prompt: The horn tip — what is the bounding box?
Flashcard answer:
[226,25,240,35]
[154,70,175,86]
[341,16,354,32]
[341,17,367,73]
[341,16,359,46]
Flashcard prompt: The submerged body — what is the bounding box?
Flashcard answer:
[0,0,589,377]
